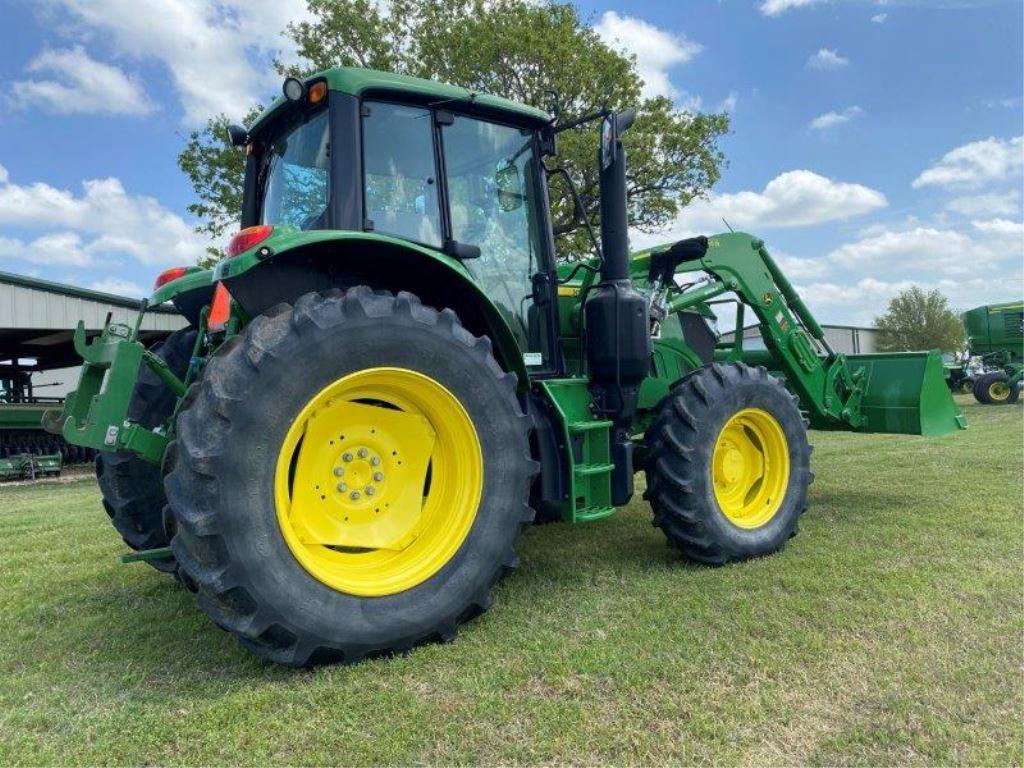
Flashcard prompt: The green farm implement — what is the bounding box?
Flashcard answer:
[0,451,61,481]
[1,371,76,475]
[48,68,964,666]
[957,301,1023,404]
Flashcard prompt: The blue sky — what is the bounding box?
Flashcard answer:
[0,0,1020,324]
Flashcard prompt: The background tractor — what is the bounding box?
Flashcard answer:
[47,68,964,666]
[956,301,1023,405]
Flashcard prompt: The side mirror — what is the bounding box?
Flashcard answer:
[226,124,249,147]
[495,163,523,212]
[599,108,638,169]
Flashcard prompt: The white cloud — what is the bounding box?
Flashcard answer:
[871,13,887,23]
[912,136,1024,190]
[0,168,208,267]
[90,277,146,297]
[809,106,863,131]
[945,191,1020,217]
[761,0,826,16]
[806,48,849,70]
[46,0,312,124]
[698,171,882,234]
[798,274,1024,326]
[631,171,887,250]
[798,277,917,311]
[717,92,739,113]
[773,251,829,280]
[971,217,1024,237]
[0,165,7,185]
[983,96,1022,109]
[10,47,154,117]
[828,223,1022,277]
[0,232,94,267]
[594,11,702,101]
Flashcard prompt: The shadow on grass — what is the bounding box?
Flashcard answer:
[61,513,699,683]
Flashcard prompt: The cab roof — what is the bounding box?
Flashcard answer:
[251,66,551,132]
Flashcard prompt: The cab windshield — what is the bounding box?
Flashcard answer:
[258,107,331,230]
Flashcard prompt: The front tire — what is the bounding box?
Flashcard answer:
[643,363,812,564]
[167,288,536,666]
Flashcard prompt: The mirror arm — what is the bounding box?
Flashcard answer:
[546,165,603,276]
[552,108,610,134]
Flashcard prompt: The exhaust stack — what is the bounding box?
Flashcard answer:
[584,108,647,506]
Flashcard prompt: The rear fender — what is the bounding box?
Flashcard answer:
[217,230,531,387]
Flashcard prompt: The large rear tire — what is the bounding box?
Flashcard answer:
[167,288,536,666]
[95,328,196,573]
[643,363,812,564]
[973,371,1019,404]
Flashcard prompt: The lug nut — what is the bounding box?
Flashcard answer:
[370,456,381,466]
[373,471,384,482]
[333,467,344,476]
[342,452,353,462]
[336,483,347,492]
[350,490,361,500]
[357,447,368,458]
[365,486,376,496]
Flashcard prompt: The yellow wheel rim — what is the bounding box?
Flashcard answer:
[989,380,1010,401]
[274,367,483,597]
[712,408,790,529]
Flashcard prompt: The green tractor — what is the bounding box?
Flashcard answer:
[960,301,1023,405]
[47,68,965,666]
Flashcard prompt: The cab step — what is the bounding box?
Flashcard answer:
[535,380,615,524]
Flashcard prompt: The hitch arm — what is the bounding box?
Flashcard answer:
[54,320,180,464]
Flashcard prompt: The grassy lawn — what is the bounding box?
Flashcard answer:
[1,397,1021,765]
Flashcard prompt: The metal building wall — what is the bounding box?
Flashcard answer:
[721,324,878,354]
[0,281,184,332]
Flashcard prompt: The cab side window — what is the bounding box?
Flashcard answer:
[361,102,442,248]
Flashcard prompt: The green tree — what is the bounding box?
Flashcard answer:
[178,0,729,260]
[874,287,966,353]
[178,106,263,264]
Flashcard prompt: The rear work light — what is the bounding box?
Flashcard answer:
[225,225,273,259]
[153,266,189,290]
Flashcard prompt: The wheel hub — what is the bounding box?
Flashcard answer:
[717,442,747,485]
[274,367,483,597]
[712,408,790,529]
[334,448,385,500]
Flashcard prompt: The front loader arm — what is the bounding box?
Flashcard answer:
[644,232,964,436]
[659,232,864,429]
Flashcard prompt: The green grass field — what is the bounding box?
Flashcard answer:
[1,397,1021,765]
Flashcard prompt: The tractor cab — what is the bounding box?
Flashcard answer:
[230,72,560,374]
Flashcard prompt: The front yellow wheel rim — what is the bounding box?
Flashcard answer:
[274,367,483,597]
[712,408,790,529]
[989,380,1010,401]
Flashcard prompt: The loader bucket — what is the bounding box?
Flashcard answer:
[846,350,967,436]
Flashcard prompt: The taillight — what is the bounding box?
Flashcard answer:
[225,225,273,258]
[208,283,231,331]
[153,266,189,290]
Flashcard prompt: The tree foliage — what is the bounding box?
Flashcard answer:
[874,287,966,354]
[177,106,263,264]
[178,0,730,261]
